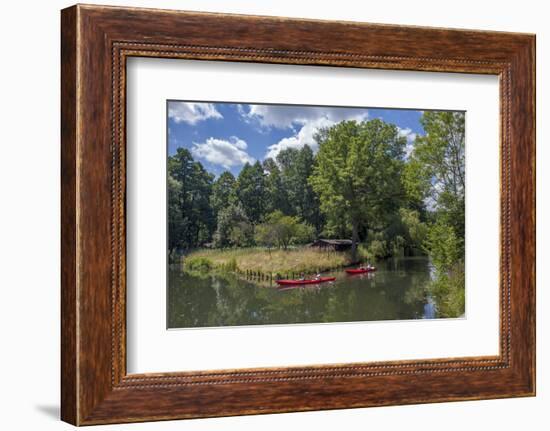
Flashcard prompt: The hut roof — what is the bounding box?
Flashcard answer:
[313,239,352,245]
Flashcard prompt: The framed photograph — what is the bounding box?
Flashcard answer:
[61,4,535,425]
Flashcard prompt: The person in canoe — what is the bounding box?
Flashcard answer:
[314,272,322,281]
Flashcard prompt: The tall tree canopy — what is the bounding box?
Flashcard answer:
[213,202,253,248]
[277,145,323,233]
[405,111,465,246]
[235,161,266,224]
[168,148,214,251]
[210,171,237,217]
[406,111,466,317]
[262,158,289,215]
[309,119,406,260]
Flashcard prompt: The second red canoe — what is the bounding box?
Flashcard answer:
[345,267,377,274]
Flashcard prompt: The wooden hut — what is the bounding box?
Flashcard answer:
[310,239,353,252]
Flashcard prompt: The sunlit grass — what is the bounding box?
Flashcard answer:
[183,246,368,276]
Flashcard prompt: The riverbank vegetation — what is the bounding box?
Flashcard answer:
[184,246,369,279]
[169,111,465,317]
[407,112,466,317]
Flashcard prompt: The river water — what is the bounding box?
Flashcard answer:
[168,256,437,328]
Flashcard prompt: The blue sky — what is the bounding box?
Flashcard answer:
[167,101,426,177]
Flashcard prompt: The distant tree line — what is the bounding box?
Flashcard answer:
[168,142,324,254]
[168,113,465,275]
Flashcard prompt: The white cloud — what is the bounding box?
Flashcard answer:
[241,104,369,129]
[191,136,254,169]
[398,127,418,158]
[168,102,222,125]
[254,105,369,160]
[264,117,335,160]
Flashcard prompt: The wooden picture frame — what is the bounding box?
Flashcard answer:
[61,4,535,425]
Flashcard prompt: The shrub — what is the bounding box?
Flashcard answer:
[368,239,388,259]
[184,256,213,271]
[357,244,371,261]
[389,235,406,257]
[255,211,315,249]
[428,262,465,318]
[423,220,462,272]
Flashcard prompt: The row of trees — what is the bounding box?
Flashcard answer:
[405,112,466,316]
[168,143,323,253]
[169,113,465,269]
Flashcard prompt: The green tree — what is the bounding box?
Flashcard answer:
[407,111,465,242]
[167,175,184,254]
[262,158,289,215]
[167,148,214,251]
[213,203,253,248]
[404,111,466,317]
[423,220,461,273]
[254,223,278,250]
[211,171,237,216]
[398,207,428,253]
[424,219,465,317]
[254,210,314,250]
[277,146,323,232]
[229,222,255,248]
[291,222,315,245]
[235,161,266,223]
[309,119,406,261]
[407,111,466,318]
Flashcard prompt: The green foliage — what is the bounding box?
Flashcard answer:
[210,171,237,216]
[360,208,427,259]
[291,222,315,245]
[168,174,184,252]
[408,111,465,246]
[229,222,255,248]
[277,145,323,233]
[262,158,289,215]
[423,218,464,317]
[403,111,466,317]
[254,210,314,250]
[168,148,214,251]
[398,208,428,251]
[423,220,462,272]
[403,158,432,206]
[185,256,213,271]
[356,244,372,262]
[310,119,406,260]
[320,218,351,239]
[428,262,465,318]
[254,223,278,249]
[235,161,266,223]
[213,203,253,248]
[368,238,388,260]
[390,235,406,257]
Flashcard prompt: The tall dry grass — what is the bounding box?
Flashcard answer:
[184,246,364,276]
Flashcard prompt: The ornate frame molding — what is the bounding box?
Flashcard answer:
[61,5,535,425]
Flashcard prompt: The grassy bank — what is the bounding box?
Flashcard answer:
[183,246,369,277]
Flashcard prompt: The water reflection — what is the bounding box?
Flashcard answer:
[168,257,438,328]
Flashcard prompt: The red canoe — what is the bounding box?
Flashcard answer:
[276,277,336,286]
[345,267,376,274]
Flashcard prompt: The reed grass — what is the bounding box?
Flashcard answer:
[183,246,366,276]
